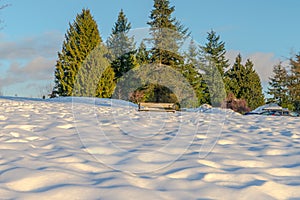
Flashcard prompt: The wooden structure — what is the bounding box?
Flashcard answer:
[138,102,176,113]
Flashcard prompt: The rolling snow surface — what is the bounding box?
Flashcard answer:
[0,97,300,200]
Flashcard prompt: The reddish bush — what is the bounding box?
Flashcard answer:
[223,93,251,114]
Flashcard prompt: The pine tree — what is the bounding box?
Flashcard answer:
[200,30,229,76]
[268,62,289,107]
[224,54,244,97]
[143,0,190,104]
[147,0,189,66]
[243,59,265,109]
[225,54,265,110]
[136,41,150,66]
[288,54,300,111]
[199,30,229,106]
[107,9,137,80]
[53,9,101,96]
[184,39,207,105]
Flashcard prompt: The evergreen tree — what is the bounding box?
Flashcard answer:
[288,54,300,111]
[184,39,207,105]
[200,30,229,76]
[73,44,115,98]
[136,41,150,66]
[199,30,229,106]
[267,62,289,107]
[225,54,265,110]
[225,54,244,97]
[143,0,190,104]
[54,9,101,96]
[147,0,189,66]
[243,59,265,109]
[107,9,137,80]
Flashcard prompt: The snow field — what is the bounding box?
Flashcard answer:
[0,97,299,199]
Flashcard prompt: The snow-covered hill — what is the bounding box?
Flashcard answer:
[0,97,300,200]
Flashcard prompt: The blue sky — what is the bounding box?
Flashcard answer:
[0,0,300,97]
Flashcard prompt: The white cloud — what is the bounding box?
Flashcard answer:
[0,31,63,59]
[0,31,63,96]
[0,56,55,90]
[0,59,55,97]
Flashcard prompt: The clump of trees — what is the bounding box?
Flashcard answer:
[52,0,266,113]
[268,54,300,112]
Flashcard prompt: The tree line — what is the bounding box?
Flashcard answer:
[52,0,267,112]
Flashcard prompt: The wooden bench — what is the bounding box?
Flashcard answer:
[138,102,176,113]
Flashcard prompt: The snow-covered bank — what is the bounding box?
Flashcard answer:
[0,97,300,199]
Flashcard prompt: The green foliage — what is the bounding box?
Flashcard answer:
[183,39,208,106]
[54,9,101,96]
[136,41,150,66]
[288,54,300,112]
[73,44,115,98]
[200,30,229,76]
[243,59,265,109]
[96,66,116,98]
[107,9,137,80]
[113,63,198,108]
[199,30,228,106]
[225,54,265,110]
[267,62,289,107]
[147,0,189,66]
[142,0,191,104]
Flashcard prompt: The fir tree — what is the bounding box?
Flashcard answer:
[107,9,137,80]
[224,54,244,97]
[225,54,265,110]
[243,59,265,109]
[200,30,229,76]
[184,39,207,105]
[54,9,101,96]
[147,0,189,66]
[144,0,190,104]
[136,41,150,66]
[268,62,289,107]
[199,30,229,106]
[288,54,300,111]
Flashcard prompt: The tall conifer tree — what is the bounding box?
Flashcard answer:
[243,59,265,109]
[225,54,264,110]
[107,9,137,80]
[54,9,101,96]
[199,30,229,106]
[184,39,207,105]
[147,0,188,66]
[143,0,189,103]
[268,62,289,107]
[288,54,300,111]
